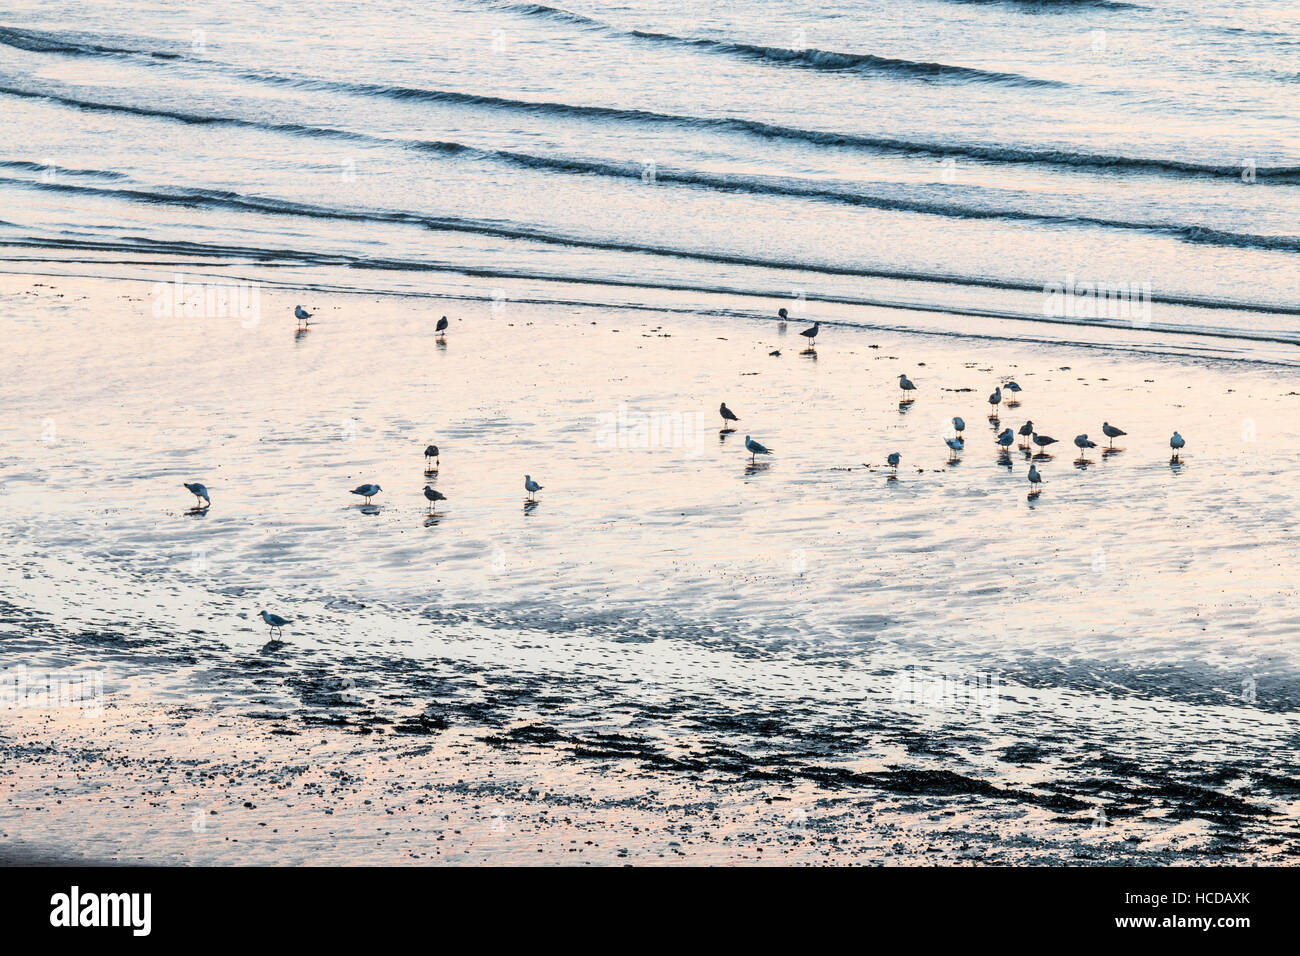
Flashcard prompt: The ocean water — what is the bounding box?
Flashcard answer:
[2,1,1299,857]
[0,0,1296,327]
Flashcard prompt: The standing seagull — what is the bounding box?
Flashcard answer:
[1170,431,1185,461]
[996,428,1015,452]
[952,416,966,438]
[945,436,964,461]
[744,435,772,463]
[886,452,901,473]
[1003,380,1022,407]
[436,315,449,337]
[260,610,291,638]
[350,483,382,504]
[777,307,789,331]
[899,374,917,397]
[1027,464,1042,493]
[1101,422,1126,448]
[1032,433,1059,455]
[424,444,440,470]
[294,305,311,328]
[719,403,740,428]
[183,482,210,508]
[1074,434,1097,460]
[524,475,543,500]
[988,386,1002,415]
[799,322,820,347]
[1017,420,1035,448]
[1004,380,1022,394]
[423,486,447,511]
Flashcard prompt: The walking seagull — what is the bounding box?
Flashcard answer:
[424,444,440,470]
[423,486,447,511]
[719,402,740,428]
[350,483,382,504]
[899,374,917,397]
[294,305,311,328]
[1074,434,1097,460]
[1032,433,1058,454]
[988,386,1002,415]
[182,482,210,508]
[1170,431,1185,461]
[436,315,448,336]
[1017,420,1034,448]
[260,610,291,638]
[524,475,542,500]
[886,452,901,473]
[799,322,819,347]
[952,416,966,437]
[1101,422,1126,448]
[1028,464,1042,492]
[744,435,772,463]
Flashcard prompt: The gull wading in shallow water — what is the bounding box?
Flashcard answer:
[799,322,819,347]
[183,482,210,508]
[1018,420,1034,448]
[886,452,901,473]
[436,315,448,337]
[260,610,291,637]
[744,435,772,463]
[294,305,311,328]
[424,444,440,470]
[1102,422,1126,447]
[996,427,1015,452]
[1170,431,1185,461]
[350,483,382,504]
[719,402,740,428]
[945,435,964,460]
[524,475,543,501]
[1028,464,1042,492]
[952,416,966,437]
[423,486,446,510]
[1032,433,1058,455]
[988,386,1002,415]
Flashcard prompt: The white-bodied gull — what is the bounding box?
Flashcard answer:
[744,435,772,463]
[524,475,543,500]
[260,610,291,637]
[183,482,210,507]
[350,483,382,504]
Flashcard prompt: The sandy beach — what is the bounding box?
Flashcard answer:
[2,269,1298,865]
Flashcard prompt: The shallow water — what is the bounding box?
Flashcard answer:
[2,274,1297,856]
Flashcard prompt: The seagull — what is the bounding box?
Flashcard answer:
[744,435,772,463]
[182,482,210,507]
[899,374,917,395]
[1074,434,1097,459]
[424,444,440,469]
[720,402,740,427]
[777,307,788,331]
[260,610,291,637]
[423,486,447,510]
[1032,434,1058,454]
[799,322,819,346]
[1028,464,1042,491]
[1101,422,1126,447]
[1170,431,1185,460]
[436,315,448,335]
[945,436,964,460]
[1004,380,1022,393]
[524,475,542,500]
[886,452,901,473]
[988,386,1002,414]
[294,305,311,327]
[996,428,1015,451]
[350,483,382,504]
[1017,420,1034,447]
[952,416,966,437]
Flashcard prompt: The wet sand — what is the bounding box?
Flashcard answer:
[2,270,1299,864]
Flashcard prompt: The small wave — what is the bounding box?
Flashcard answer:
[494,3,1059,87]
[939,0,1143,9]
[0,25,180,58]
[2,87,1296,254]
[8,79,1297,186]
[4,177,1296,319]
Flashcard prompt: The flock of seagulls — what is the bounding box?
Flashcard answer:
[216,304,1190,637]
[733,312,1190,496]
